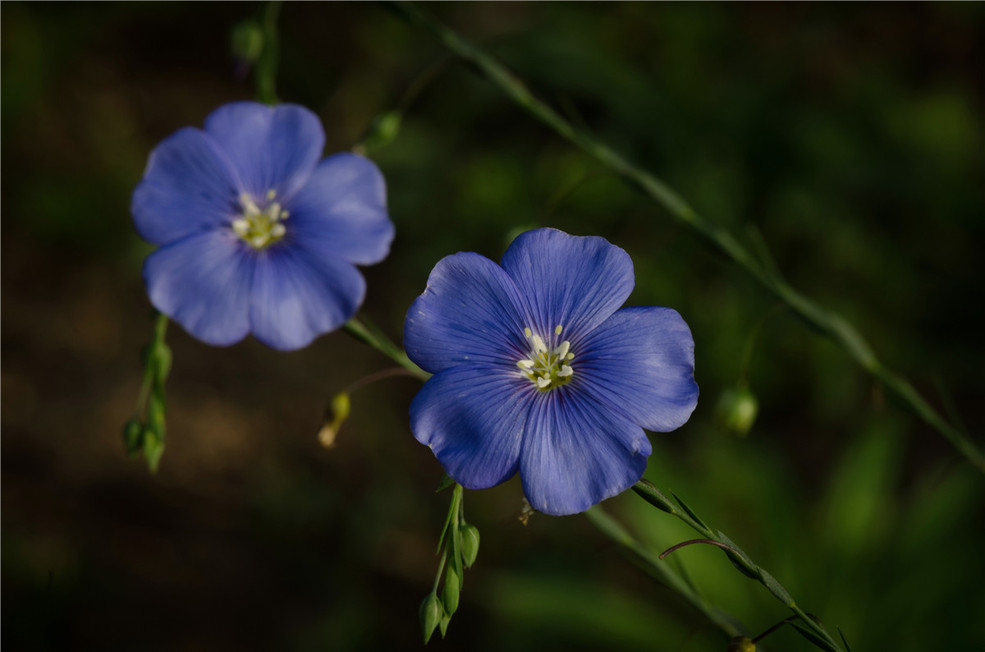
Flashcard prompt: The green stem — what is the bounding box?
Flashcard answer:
[342,316,430,381]
[134,312,169,418]
[386,1,984,473]
[255,1,281,104]
[633,480,845,652]
[584,507,744,639]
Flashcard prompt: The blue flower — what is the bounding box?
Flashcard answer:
[132,101,394,351]
[405,228,698,516]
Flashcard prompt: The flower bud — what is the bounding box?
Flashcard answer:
[230,20,264,66]
[726,636,756,652]
[419,592,443,644]
[458,524,480,569]
[122,418,144,457]
[441,565,461,616]
[715,385,759,436]
[318,392,351,448]
[358,111,402,152]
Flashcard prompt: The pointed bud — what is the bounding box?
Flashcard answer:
[122,418,144,457]
[419,592,443,644]
[715,385,759,436]
[458,524,479,568]
[441,565,461,616]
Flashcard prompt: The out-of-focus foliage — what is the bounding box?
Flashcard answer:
[2,3,983,651]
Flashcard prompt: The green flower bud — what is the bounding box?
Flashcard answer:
[726,636,756,652]
[122,418,144,457]
[318,392,351,448]
[441,565,461,616]
[358,111,402,152]
[230,20,264,65]
[419,592,443,644]
[458,524,480,568]
[715,385,759,436]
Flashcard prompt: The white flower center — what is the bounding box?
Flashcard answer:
[232,189,289,249]
[517,324,574,391]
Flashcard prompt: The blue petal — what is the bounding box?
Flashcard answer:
[575,306,698,432]
[519,390,652,516]
[411,365,532,489]
[500,228,635,343]
[143,230,254,346]
[404,252,531,374]
[204,102,324,200]
[286,153,394,265]
[131,127,242,245]
[248,243,365,351]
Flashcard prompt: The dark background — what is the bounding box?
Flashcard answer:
[3,3,984,651]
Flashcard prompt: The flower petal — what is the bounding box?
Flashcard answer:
[204,102,324,200]
[576,306,698,432]
[286,153,394,265]
[143,230,254,346]
[404,252,531,374]
[500,228,635,342]
[131,127,242,245]
[248,244,365,351]
[411,365,531,489]
[519,390,652,516]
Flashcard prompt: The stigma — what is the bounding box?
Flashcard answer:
[517,325,574,391]
[231,189,290,249]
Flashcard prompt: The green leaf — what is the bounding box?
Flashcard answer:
[672,492,712,535]
[759,570,794,607]
[716,531,759,581]
[790,620,839,652]
[631,480,676,514]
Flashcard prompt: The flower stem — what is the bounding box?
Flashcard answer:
[342,316,430,381]
[385,0,985,473]
[583,506,745,639]
[255,1,281,105]
[632,480,846,652]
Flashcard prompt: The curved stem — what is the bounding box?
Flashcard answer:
[342,316,430,381]
[385,0,984,473]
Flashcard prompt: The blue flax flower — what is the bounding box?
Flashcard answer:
[132,101,394,350]
[405,228,698,515]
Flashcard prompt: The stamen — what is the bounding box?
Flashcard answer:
[517,327,575,391]
[232,219,250,236]
[233,191,289,249]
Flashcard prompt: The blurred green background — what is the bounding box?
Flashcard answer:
[3,3,984,651]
